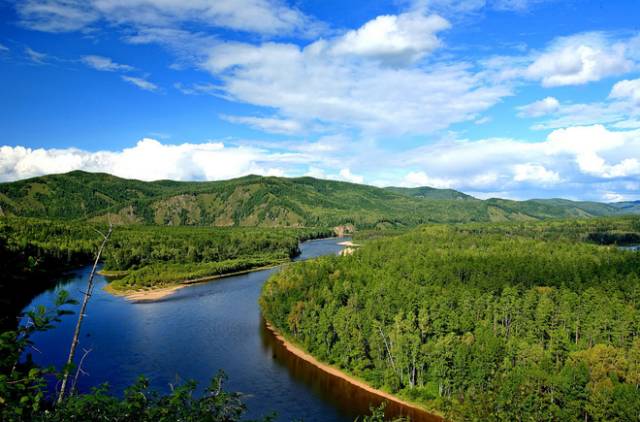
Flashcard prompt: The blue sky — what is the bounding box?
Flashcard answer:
[1,0,639,201]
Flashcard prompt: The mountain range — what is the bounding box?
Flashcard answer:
[0,171,636,228]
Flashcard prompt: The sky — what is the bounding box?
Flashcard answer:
[0,0,639,202]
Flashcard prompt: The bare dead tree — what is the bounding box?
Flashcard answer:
[70,347,93,394]
[57,223,112,404]
[376,323,398,376]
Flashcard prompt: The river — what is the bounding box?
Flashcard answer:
[22,237,436,421]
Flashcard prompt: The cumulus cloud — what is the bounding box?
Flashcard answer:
[17,0,318,36]
[610,78,640,104]
[328,11,450,64]
[401,124,640,199]
[517,96,559,117]
[524,32,635,87]
[545,125,640,178]
[336,168,364,184]
[513,163,560,183]
[81,55,134,72]
[402,171,454,188]
[121,75,158,92]
[0,139,279,182]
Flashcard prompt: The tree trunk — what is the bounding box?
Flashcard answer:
[57,224,112,404]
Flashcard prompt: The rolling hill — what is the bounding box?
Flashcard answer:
[0,171,633,228]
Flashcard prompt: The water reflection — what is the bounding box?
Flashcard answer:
[619,245,640,251]
[22,237,442,421]
[259,321,443,422]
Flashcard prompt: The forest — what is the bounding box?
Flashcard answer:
[100,225,330,290]
[0,217,329,326]
[261,216,640,421]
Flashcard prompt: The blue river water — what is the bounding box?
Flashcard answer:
[23,237,361,421]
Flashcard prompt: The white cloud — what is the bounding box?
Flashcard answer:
[525,33,635,87]
[513,163,560,183]
[613,119,640,129]
[303,167,365,184]
[0,43,9,52]
[174,82,220,96]
[517,96,559,117]
[0,139,277,182]
[329,11,450,64]
[492,0,550,11]
[17,0,317,36]
[304,166,328,179]
[402,171,454,188]
[221,115,303,135]
[81,55,134,72]
[424,0,552,14]
[203,34,510,135]
[337,168,364,184]
[25,46,47,63]
[610,78,640,104]
[401,124,640,198]
[121,75,158,92]
[545,125,640,178]
[520,77,640,130]
[17,0,99,32]
[530,100,631,130]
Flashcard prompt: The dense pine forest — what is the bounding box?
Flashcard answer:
[261,217,640,421]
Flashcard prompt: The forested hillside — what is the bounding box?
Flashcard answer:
[0,171,631,228]
[261,216,640,421]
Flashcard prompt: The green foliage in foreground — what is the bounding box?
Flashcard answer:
[261,217,640,421]
[0,292,270,421]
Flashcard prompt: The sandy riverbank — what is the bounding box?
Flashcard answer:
[264,322,444,422]
[337,240,360,247]
[122,285,186,302]
[104,264,283,302]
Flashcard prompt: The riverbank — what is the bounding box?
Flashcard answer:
[264,321,444,422]
[337,240,360,247]
[104,264,281,302]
